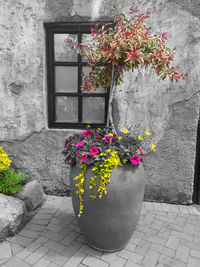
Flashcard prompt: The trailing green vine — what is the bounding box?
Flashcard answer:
[74,149,122,217]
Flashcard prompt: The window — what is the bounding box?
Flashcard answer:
[45,22,110,129]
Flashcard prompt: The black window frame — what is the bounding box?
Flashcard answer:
[45,22,111,129]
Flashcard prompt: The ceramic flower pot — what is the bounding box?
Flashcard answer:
[70,163,146,252]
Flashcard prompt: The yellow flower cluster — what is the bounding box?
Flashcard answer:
[74,149,122,217]
[0,147,12,173]
[74,163,87,217]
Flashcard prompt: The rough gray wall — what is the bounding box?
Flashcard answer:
[0,0,199,202]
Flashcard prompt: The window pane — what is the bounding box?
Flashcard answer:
[55,97,78,122]
[55,66,78,92]
[82,97,105,123]
[82,66,105,94]
[54,34,77,62]
[82,34,98,62]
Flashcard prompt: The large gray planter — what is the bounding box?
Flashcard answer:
[70,164,146,252]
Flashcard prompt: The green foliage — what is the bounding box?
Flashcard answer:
[0,169,25,196]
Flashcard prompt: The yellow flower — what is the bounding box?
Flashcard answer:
[121,125,124,129]
[152,137,155,141]
[123,129,129,134]
[118,136,122,140]
[97,128,101,131]
[108,133,113,137]
[122,159,127,163]
[138,135,143,141]
[87,125,90,128]
[145,131,150,136]
[152,144,156,152]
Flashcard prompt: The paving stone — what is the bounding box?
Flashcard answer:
[60,231,80,246]
[4,256,31,267]
[42,230,64,242]
[109,256,127,267]
[82,255,109,267]
[166,235,180,249]
[16,248,33,260]
[63,250,86,267]
[134,240,151,256]
[190,249,200,259]
[142,249,160,267]
[44,250,68,266]
[150,243,175,257]
[60,242,82,258]
[125,261,143,267]
[159,255,187,267]
[18,229,40,239]
[25,223,46,232]
[0,242,12,265]
[79,244,103,258]
[43,240,66,253]
[100,251,118,263]
[25,246,49,265]
[33,257,50,267]
[47,262,60,267]
[26,236,48,252]
[175,245,190,262]
[118,249,143,264]
[10,243,24,255]
[10,235,34,247]
[125,242,136,252]
[187,256,200,267]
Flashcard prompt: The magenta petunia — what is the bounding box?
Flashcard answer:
[96,136,101,139]
[77,150,81,155]
[130,155,140,165]
[82,129,93,137]
[90,147,99,156]
[64,141,67,148]
[112,136,117,141]
[104,135,111,143]
[76,141,85,148]
[68,160,72,166]
[81,153,87,162]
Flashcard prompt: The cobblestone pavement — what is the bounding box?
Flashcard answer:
[0,196,200,267]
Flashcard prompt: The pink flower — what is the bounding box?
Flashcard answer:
[90,147,99,156]
[67,39,72,44]
[68,160,72,166]
[81,154,87,162]
[77,150,81,155]
[76,141,85,148]
[96,136,101,139]
[112,136,117,141]
[130,155,140,165]
[104,135,111,143]
[138,146,145,160]
[82,129,93,137]
[64,141,67,148]
[162,33,167,40]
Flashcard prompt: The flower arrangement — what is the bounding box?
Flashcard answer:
[64,5,186,217]
[63,126,154,216]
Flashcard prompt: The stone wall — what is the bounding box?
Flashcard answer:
[0,0,199,202]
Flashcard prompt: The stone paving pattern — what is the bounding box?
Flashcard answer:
[0,196,200,267]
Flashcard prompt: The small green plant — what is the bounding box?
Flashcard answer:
[0,169,25,196]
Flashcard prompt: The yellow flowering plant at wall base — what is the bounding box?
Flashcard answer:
[63,126,155,217]
[0,146,12,174]
[0,146,26,195]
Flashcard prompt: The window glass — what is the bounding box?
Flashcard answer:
[55,97,78,122]
[55,66,78,93]
[54,34,77,62]
[82,97,105,123]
